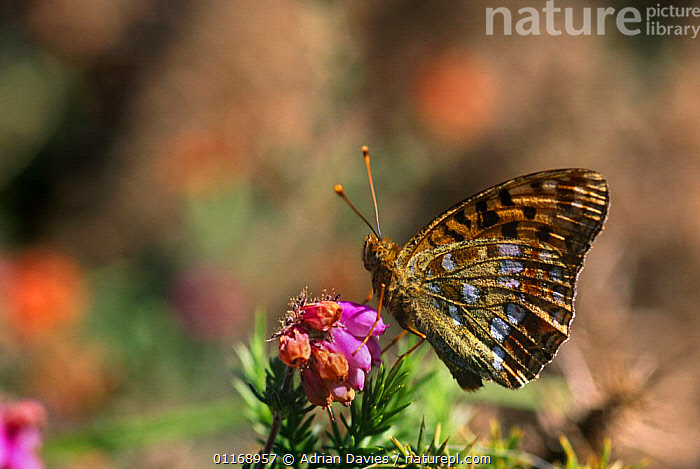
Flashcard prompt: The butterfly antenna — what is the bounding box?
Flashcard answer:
[334,184,379,238]
[362,146,383,238]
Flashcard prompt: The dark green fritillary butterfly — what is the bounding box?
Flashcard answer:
[360,166,609,390]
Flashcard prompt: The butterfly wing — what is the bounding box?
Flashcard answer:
[397,169,608,270]
[396,169,609,389]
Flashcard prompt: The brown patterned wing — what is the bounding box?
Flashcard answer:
[397,169,609,389]
[407,238,579,389]
[396,169,609,273]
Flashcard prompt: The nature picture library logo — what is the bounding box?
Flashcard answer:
[486,1,700,38]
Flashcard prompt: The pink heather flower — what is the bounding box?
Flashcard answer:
[277,292,389,408]
[327,328,371,372]
[346,367,366,391]
[0,400,46,469]
[338,302,388,338]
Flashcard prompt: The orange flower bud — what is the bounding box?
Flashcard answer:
[301,368,332,408]
[302,301,342,331]
[313,348,348,381]
[279,328,310,368]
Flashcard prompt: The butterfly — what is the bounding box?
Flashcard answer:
[361,167,609,390]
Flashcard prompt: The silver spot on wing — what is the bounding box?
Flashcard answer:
[500,260,523,274]
[490,317,510,343]
[498,277,521,289]
[448,305,461,325]
[498,244,520,256]
[462,283,479,303]
[442,253,456,271]
[549,266,563,281]
[505,303,526,325]
[492,346,505,371]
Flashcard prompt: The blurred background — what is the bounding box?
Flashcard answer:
[0,0,698,467]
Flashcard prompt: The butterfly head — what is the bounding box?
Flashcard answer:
[362,233,400,273]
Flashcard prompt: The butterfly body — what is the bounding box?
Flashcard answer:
[362,169,609,391]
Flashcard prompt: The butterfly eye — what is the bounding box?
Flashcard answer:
[362,236,375,270]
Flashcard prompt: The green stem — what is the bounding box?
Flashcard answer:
[257,366,294,469]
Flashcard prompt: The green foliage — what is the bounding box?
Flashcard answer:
[556,436,647,469]
[233,312,319,467]
[265,359,318,457]
[233,309,274,436]
[326,356,414,457]
[234,312,643,469]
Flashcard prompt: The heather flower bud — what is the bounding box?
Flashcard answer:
[366,336,382,367]
[302,301,342,331]
[312,348,348,382]
[327,382,355,406]
[346,367,366,391]
[279,328,310,368]
[301,368,332,408]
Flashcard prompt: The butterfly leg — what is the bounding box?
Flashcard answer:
[384,325,427,358]
[383,324,428,354]
[399,337,426,359]
[352,283,386,356]
[382,330,408,354]
[405,326,427,339]
[398,325,427,358]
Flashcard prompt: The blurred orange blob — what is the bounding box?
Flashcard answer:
[2,247,87,341]
[413,51,500,145]
[26,340,117,417]
[155,126,250,195]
